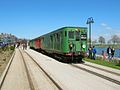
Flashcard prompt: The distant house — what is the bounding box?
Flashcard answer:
[0,38,3,46]
[0,33,18,45]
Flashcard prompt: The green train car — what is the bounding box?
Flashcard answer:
[29,27,87,62]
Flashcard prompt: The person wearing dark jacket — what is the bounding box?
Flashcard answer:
[88,47,93,59]
[107,46,111,60]
[111,47,115,59]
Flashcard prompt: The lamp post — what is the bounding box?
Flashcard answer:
[86,17,94,48]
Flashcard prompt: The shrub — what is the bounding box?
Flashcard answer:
[10,46,15,50]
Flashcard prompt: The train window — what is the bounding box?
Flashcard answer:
[81,34,87,40]
[65,31,67,37]
[68,31,74,39]
[57,33,60,41]
[76,31,80,41]
[42,38,44,42]
[50,35,53,42]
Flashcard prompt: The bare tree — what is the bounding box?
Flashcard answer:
[111,35,120,44]
[107,39,112,44]
[92,40,97,45]
[98,36,105,44]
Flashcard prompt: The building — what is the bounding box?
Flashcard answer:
[0,33,18,45]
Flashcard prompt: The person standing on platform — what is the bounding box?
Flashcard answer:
[88,47,93,59]
[107,46,111,60]
[111,47,115,59]
[92,46,97,60]
[102,50,106,60]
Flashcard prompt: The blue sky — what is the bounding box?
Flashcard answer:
[0,0,120,41]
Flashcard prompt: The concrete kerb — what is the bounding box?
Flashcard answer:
[0,50,15,89]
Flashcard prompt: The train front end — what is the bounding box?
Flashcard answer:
[63,27,87,62]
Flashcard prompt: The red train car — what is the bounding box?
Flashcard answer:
[35,39,41,49]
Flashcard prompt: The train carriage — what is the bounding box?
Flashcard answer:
[29,27,87,62]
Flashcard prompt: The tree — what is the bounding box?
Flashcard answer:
[98,36,105,44]
[92,40,97,45]
[111,35,120,44]
[107,39,112,44]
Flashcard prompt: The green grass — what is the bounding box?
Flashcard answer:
[0,46,15,51]
[84,58,120,70]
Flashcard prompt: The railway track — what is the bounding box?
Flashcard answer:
[19,49,63,90]
[0,51,15,89]
[25,49,120,86]
[71,63,120,85]
[1,48,119,89]
[22,49,120,90]
[83,63,120,76]
[19,49,35,90]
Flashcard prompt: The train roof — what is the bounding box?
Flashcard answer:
[56,26,87,30]
[31,26,87,41]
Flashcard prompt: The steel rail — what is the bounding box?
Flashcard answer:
[71,64,120,85]
[25,51,63,90]
[83,63,120,76]
[19,49,35,90]
[0,51,15,89]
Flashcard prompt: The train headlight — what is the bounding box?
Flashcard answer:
[69,43,74,50]
[82,45,86,48]
[69,44,73,48]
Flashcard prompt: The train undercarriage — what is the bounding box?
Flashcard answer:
[30,47,84,63]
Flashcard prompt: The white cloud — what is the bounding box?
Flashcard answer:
[101,23,112,30]
[115,32,120,37]
[101,23,107,27]
[106,27,112,30]
[93,23,120,41]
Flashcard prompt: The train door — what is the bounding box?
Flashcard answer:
[75,30,81,52]
[68,31,76,52]
[50,35,53,49]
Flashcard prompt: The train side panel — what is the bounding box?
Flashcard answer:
[29,27,87,62]
[34,38,41,49]
[29,40,34,49]
[41,29,63,54]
